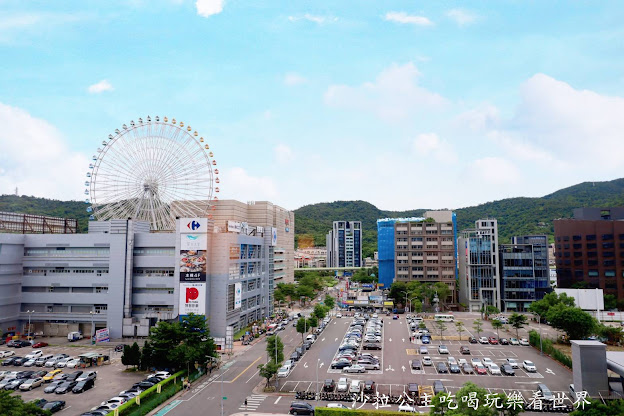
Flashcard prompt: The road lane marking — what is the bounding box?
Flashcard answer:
[274,396,282,404]
[303,362,308,368]
[230,356,263,382]
[322,338,325,342]
[246,369,260,383]
[319,362,324,368]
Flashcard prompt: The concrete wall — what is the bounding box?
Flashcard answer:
[572,340,609,397]
[0,234,24,335]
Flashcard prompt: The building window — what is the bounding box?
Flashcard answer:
[588,260,598,266]
[573,235,582,241]
[573,244,582,249]
[587,243,597,249]
[603,242,615,249]
[604,260,615,267]
[588,270,599,277]
[587,252,597,258]
[573,252,582,258]
[602,234,614,240]
[605,270,616,277]
[586,235,596,241]
[574,260,583,266]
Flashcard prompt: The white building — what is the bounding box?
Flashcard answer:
[326,221,362,268]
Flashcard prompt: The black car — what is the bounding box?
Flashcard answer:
[433,381,445,395]
[12,340,31,348]
[468,337,478,344]
[143,376,162,385]
[44,380,64,394]
[363,380,376,394]
[6,379,27,390]
[295,347,304,356]
[290,351,301,362]
[289,401,314,415]
[323,379,335,392]
[13,357,30,366]
[449,364,461,374]
[500,338,509,345]
[410,360,422,370]
[459,346,471,355]
[501,364,515,376]
[32,370,48,378]
[436,362,448,373]
[114,344,127,353]
[32,398,48,408]
[66,371,83,381]
[133,381,156,389]
[363,343,382,350]
[17,370,35,379]
[407,383,419,396]
[42,401,66,413]
[2,357,19,366]
[72,378,95,393]
[330,360,351,369]
[55,380,77,394]
[302,341,312,350]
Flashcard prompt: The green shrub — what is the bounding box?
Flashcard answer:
[315,408,410,416]
[528,330,573,369]
[117,370,189,416]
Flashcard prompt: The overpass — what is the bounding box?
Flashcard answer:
[295,267,366,272]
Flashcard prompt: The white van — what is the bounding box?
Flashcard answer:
[35,355,54,367]
[349,379,362,393]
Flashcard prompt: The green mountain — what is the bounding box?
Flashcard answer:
[295,178,624,257]
[3,178,624,257]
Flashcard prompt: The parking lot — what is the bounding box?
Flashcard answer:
[277,312,575,413]
[0,343,146,414]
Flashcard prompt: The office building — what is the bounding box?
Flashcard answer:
[326,221,362,268]
[499,235,550,312]
[377,211,457,302]
[554,207,624,298]
[458,219,500,311]
[0,202,291,348]
[295,247,326,268]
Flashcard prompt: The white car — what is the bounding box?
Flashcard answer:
[447,357,457,365]
[422,356,432,366]
[336,377,349,392]
[277,366,291,378]
[336,313,342,318]
[509,338,519,345]
[100,397,127,407]
[19,377,43,390]
[148,371,171,380]
[479,337,489,344]
[438,345,449,354]
[482,357,494,367]
[364,336,381,342]
[470,358,482,367]
[398,404,417,412]
[488,364,501,375]
[76,371,97,382]
[23,359,38,367]
[25,350,43,359]
[344,364,366,373]
[65,358,81,368]
[523,360,536,372]
[506,358,519,368]
[0,351,15,358]
[55,357,74,368]
[457,358,468,366]
[327,403,349,409]
[519,338,530,346]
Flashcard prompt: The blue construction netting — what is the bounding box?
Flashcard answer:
[377,219,396,289]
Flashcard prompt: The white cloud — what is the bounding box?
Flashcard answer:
[196,0,224,17]
[288,14,338,24]
[284,72,307,86]
[446,9,478,26]
[87,80,114,94]
[384,12,433,27]
[412,133,458,162]
[220,167,278,201]
[0,13,87,43]
[324,62,446,122]
[0,103,88,200]
[274,144,294,164]
[468,157,520,186]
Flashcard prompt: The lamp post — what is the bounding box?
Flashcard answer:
[275,334,280,389]
[316,358,320,402]
[408,297,420,315]
[534,313,543,356]
[26,310,34,340]
[89,310,96,344]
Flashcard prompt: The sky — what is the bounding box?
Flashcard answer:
[1,1,624,212]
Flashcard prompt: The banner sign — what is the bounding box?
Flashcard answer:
[229,245,241,260]
[179,282,206,315]
[234,283,242,309]
[227,221,242,233]
[179,250,207,282]
[181,233,207,250]
[95,328,110,343]
[271,227,277,246]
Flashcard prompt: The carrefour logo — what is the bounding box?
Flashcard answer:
[187,220,201,231]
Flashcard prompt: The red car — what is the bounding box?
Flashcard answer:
[488,337,498,345]
[32,342,49,348]
[475,364,488,375]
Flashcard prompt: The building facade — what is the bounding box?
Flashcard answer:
[377,211,457,302]
[554,207,624,298]
[294,247,327,268]
[499,235,550,312]
[458,219,500,311]
[0,207,289,346]
[326,221,362,268]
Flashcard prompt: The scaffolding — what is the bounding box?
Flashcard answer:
[0,211,77,234]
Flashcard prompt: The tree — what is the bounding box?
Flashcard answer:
[129,342,141,368]
[296,284,315,305]
[266,335,284,364]
[491,319,503,340]
[508,313,528,340]
[313,304,327,321]
[455,321,465,341]
[547,305,596,341]
[570,398,624,416]
[140,340,153,371]
[485,305,500,319]
[598,324,624,345]
[0,390,49,416]
[528,292,575,319]
[307,316,318,329]
[296,317,309,342]
[324,294,335,310]
[429,381,522,416]
[473,319,483,339]
[388,282,407,306]
[121,344,132,367]
[604,294,617,311]
[434,319,447,341]
[257,361,279,387]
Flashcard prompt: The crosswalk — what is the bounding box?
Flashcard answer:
[239,394,267,411]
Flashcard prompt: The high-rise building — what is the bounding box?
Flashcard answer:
[377,211,457,301]
[554,207,624,298]
[499,235,550,312]
[326,221,362,268]
[458,219,500,311]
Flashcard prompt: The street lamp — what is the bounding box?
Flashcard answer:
[408,297,420,314]
[89,310,98,344]
[316,358,320,403]
[26,310,34,340]
[534,313,543,356]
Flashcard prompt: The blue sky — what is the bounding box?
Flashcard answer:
[1,1,624,211]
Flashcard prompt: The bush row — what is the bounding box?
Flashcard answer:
[315,408,411,416]
[116,369,189,416]
[528,330,573,369]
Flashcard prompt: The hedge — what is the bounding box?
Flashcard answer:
[528,330,573,369]
[115,369,197,416]
[315,408,411,416]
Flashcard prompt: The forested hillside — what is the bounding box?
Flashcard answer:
[3,178,624,257]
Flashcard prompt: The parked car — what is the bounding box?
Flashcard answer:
[468,336,477,344]
[72,378,95,393]
[20,377,43,390]
[277,365,291,378]
[349,379,363,393]
[419,346,428,355]
[363,380,376,394]
[482,357,494,367]
[357,361,379,370]
[148,371,169,381]
[459,346,471,355]
[42,400,65,413]
[433,381,445,395]
[421,336,431,344]
[64,358,81,369]
[44,380,64,393]
[336,377,349,392]
[501,364,515,376]
[13,357,30,366]
[322,379,335,392]
[5,378,27,390]
[344,364,366,373]
[505,358,519,368]
[66,371,84,382]
[449,364,461,374]
[45,355,69,368]
[363,343,381,350]
[0,351,15,358]
[410,360,422,370]
[114,344,126,353]
[475,364,487,375]
[436,362,448,373]
[2,357,19,366]
[55,381,77,394]
[463,364,474,374]
[509,338,519,345]
[398,404,417,412]
[488,337,499,345]
[289,401,315,415]
[422,356,432,366]
[23,359,38,367]
[519,338,530,346]
[488,364,501,375]
[499,338,509,345]
[330,359,351,369]
[479,337,489,344]
[32,342,49,348]
[25,350,43,360]
[438,345,449,354]
[523,360,536,372]
[537,384,554,402]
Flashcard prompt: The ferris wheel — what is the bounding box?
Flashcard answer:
[84,116,220,230]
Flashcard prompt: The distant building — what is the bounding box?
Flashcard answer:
[554,207,624,299]
[326,221,362,268]
[458,219,500,311]
[377,211,457,302]
[294,247,326,268]
[499,235,550,312]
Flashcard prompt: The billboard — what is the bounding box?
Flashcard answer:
[179,282,206,315]
[234,283,242,309]
[179,250,207,282]
[555,288,604,310]
[95,328,109,343]
[180,218,208,233]
[227,221,242,233]
[180,233,207,251]
[271,227,277,246]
